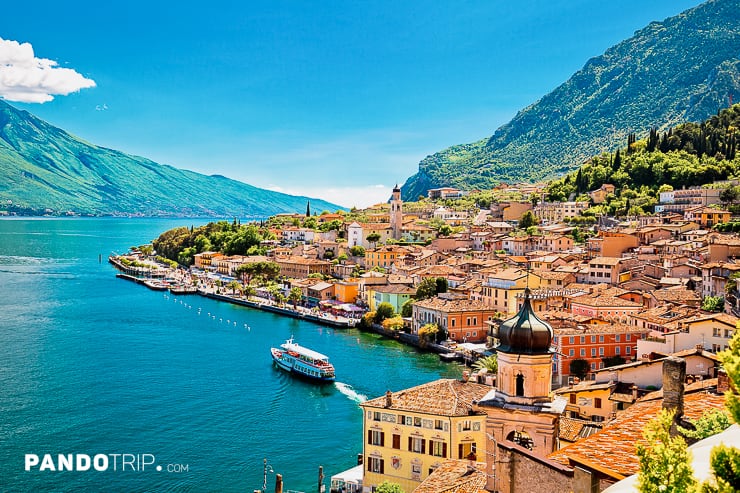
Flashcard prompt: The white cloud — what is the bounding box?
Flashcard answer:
[0,37,96,103]
[95,103,108,111]
[265,184,391,209]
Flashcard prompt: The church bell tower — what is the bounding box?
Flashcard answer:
[390,184,402,240]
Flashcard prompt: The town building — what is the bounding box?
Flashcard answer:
[534,201,589,224]
[427,187,466,200]
[480,269,542,315]
[700,260,740,298]
[636,312,737,355]
[490,201,532,223]
[411,298,497,343]
[367,284,416,313]
[275,256,331,279]
[552,322,648,382]
[193,251,223,270]
[586,231,640,258]
[588,184,615,204]
[360,379,490,492]
[655,186,722,213]
[587,256,632,285]
[365,245,412,271]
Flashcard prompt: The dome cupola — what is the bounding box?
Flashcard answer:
[497,288,553,354]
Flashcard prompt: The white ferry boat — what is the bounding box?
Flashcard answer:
[270,337,336,382]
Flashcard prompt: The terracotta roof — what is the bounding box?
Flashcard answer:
[548,392,727,478]
[638,378,720,402]
[371,284,416,295]
[417,265,467,277]
[555,381,615,395]
[413,298,494,313]
[559,417,603,442]
[570,295,642,308]
[683,312,739,326]
[361,379,490,416]
[412,460,487,493]
[535,271,574,280]
[553,323,645,335]
[650,288,701,304]
[589,256,625,265]
[630,305,697,324]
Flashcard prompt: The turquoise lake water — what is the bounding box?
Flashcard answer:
[0,218,461,492]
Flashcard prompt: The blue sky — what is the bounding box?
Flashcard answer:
[1,0,700,208]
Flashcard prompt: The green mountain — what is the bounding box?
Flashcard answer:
[402,0,740,200]
[0,100,341,216]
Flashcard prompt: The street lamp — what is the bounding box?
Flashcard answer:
[262,458,274,493]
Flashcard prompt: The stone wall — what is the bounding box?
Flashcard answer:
[493,441,573,493]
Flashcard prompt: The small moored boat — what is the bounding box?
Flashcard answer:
[271,337,335,382]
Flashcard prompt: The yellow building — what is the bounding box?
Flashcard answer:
[365,245,411,270]
[691,206,731,228]
[554,381,617,423]
[360,379,490,493]
[480,269,542,315]
[193,251,223,270]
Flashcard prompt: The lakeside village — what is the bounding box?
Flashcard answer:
[110,183,740,493]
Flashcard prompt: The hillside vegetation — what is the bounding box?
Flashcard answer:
[546,104,740,216]
[0,100,340,216]
[402,0,740,200]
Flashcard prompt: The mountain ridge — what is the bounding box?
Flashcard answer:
[401,0,740,200]
[0,100,341,217]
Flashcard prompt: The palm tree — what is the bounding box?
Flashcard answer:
[227,280,241,295]
[243,284,256,300]
[472,354,498,374]
[288,287,303,308]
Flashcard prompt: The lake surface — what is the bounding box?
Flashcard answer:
[0,218,461,492]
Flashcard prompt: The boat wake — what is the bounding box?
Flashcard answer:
[334,382,367,403]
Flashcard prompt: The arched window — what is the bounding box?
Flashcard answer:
[507,430,533,450]
[516,373,524,397]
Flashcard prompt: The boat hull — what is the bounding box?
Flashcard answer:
[271,347,335,382]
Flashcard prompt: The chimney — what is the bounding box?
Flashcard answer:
[662,356,686,420]
[385,390,393,408]
[718,368,730,394]
[631,384,638,402]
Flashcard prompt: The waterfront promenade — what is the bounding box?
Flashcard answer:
[110,256,357,328]
[109,255,470,360]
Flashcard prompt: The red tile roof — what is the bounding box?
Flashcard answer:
[548,392,726,478]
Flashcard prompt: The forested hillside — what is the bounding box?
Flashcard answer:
[0,100,341,216]
[546,104,740,216]
[402,0,740,200]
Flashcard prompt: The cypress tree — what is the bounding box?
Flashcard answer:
[613,149,622,171]
[306,200,311,217]
[646,128,658,152]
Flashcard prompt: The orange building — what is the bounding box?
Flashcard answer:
[553,323,649,383]
[333,278,360,304]
[586,232,639,258]
[411,298,497,343]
